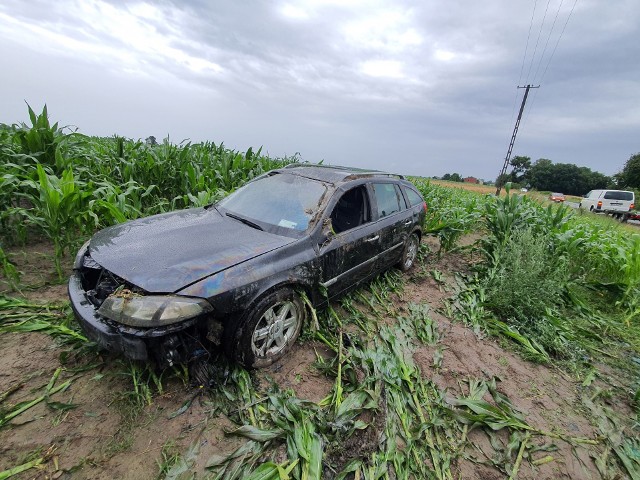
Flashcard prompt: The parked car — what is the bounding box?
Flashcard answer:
[622,211,640,223]
[549,192,565,202]
[68,165,427,368]
[579,189,635,217]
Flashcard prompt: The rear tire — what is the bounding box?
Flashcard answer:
[227,288,304,368]
[399,233,419,272]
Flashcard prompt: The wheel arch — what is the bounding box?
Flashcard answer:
[223,280,311,367]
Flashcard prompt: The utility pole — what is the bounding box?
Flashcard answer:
[495,84,539,195]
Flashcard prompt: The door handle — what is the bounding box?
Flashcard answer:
[365,235,380,242]
[403,220,412,226]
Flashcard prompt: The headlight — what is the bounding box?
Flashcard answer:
[97,294,213,327]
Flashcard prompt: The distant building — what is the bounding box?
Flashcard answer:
[463,176,479,184]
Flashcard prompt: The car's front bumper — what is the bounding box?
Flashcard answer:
[68,272,149,361]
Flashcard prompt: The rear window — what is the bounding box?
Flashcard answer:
[405,187,424,206]
[603,191,633,201]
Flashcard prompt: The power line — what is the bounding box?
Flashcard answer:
[532,0,565,85]
[521,0,578,129]
[496,0,578,186]
[508,1,538,144]
[538,0,579,86]
[518,0,538,88]
[525,0,552,83]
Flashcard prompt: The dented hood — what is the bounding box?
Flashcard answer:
[89,207,294,293]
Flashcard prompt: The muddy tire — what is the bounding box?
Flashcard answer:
[228,288,304,368]
[399,233,419,272]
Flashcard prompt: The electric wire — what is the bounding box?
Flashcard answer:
[538,0,578,86]
[507,0,538,145]
[521,0,578,129]
[532,0,565,84]
[520,0,559,132]
[525,0,552,83]
[499,0,578,184]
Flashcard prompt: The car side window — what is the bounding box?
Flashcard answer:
[330,186,370,234]
[405,187,423,206]
[372,183,401,219]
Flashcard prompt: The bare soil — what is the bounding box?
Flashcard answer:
[0,237,633,479]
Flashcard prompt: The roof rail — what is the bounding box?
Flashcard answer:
[282,163,404,179]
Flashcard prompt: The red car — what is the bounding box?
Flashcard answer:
[549,192,565,202]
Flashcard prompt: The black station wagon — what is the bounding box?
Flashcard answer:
[68,165,427,368]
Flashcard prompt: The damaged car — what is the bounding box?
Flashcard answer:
[68,165,426,368]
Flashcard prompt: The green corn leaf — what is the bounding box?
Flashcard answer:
[227,425,284,442]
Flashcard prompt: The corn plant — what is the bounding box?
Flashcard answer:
[90,179,157,225]
[413,178,485,253]
[0,367,74,429]
[12,104,65,168]
[0,295,87,345]
[18,164,93,277]
[0,245,21,290]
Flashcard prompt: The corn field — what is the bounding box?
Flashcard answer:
[1,106,639,479]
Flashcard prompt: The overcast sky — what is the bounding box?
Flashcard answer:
[1,0,638,180]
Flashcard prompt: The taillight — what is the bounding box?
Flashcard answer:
[597,201,602,208]
[423,201,427,211]
[631,203,635,210]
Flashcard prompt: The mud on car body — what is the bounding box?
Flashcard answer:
[68,165,427,368]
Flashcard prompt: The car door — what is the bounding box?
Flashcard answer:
[369,182,414,270]
[317,185,382,297]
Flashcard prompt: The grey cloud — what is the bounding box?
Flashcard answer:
[0,0,638,181]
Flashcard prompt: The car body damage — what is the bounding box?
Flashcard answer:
[68,165,427,368]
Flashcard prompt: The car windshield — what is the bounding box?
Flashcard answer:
[217,173,327,232]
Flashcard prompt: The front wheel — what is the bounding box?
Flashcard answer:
[399,233,419,272]
[228,288,305,368]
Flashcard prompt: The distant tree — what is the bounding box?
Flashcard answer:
[527,158,610,195]
[441,173,463,182]
[145,136,157,146]
[528,159,554,191]
[509,155,531,184]
[618,153,640,189]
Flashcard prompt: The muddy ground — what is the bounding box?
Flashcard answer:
[0,236,635,479]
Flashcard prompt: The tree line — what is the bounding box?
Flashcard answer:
[495,153,640,196]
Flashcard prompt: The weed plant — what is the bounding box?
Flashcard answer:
[482,227,568,327]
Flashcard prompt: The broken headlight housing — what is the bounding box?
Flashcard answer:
[97,294,213,328]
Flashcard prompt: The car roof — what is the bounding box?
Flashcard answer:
[277,163,405,184]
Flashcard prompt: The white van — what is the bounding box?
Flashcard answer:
[579,189,635,215]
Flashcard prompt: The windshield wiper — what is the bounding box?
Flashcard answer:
[225,212,263,231]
